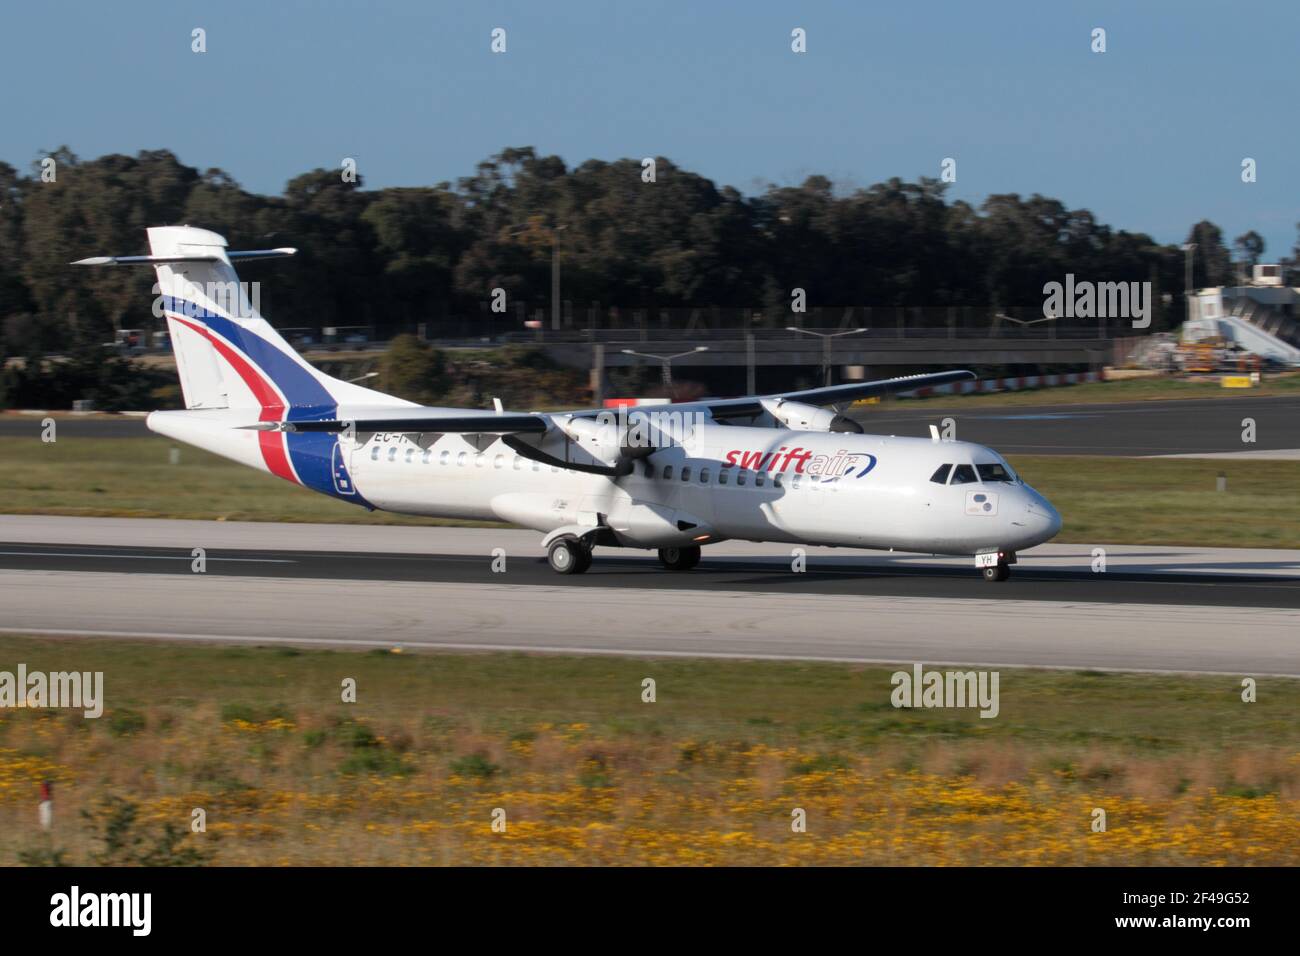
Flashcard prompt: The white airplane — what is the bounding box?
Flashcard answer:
[75,226,1061,581]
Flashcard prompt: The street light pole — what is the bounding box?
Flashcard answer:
[786,327,869,386]
[552,224,567,331]
[504,221,566,332]
[621,347,709,391]
[1182,242,1196,324]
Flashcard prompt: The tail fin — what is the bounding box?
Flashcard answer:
[74,225,409,414]
[148,226,239,409]
[73,226,412,502]
[140,226,406,414]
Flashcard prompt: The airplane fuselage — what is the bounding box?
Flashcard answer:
[150,409,1060,557]
[353,423,1060,555]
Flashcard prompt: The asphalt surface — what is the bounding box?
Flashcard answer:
[2,518,1297,674]
[849,396,1300,455]
[0,416,149,438]
[1,541,1298,609]
[4,396,1300,455]
[3,565,1297,675]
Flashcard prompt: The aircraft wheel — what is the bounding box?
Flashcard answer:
[548,536,590,575]
[658,545,701,571]
[573,543,593,574]
[982,563,1011,582]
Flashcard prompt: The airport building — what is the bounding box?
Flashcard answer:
[1183,264,1300,366]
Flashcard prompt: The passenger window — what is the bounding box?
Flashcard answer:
[405,448,415,464]
[791,473,802,489]
[475,454,485,468]
[439,450,450,465]
[494,455,504,469]
[371,446,380,461]
[422,449,432,464]
[456,452,467,467]
[754,472,765,487]
[930,464,952,484]
[532,461,540,472]
[772,473,783,488]
[737,469,748,486]
[644,461,654,479]
[949,464,977,485]
[699,467,710,483]
[513,456,523,470]
[681,466,691,482]
[718,468,729,485]
[662,466,673,481]
[387,447,397,462]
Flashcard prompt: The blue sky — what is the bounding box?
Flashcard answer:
[2,0,1296,256]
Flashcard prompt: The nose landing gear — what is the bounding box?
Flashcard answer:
[981,562,1011,582]
[975,550,1016,582]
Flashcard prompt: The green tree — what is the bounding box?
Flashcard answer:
[1233,230,1265,271]
[1185,221,1232,288]
[377,334,448,403]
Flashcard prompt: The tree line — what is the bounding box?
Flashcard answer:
[0,145,1292,407]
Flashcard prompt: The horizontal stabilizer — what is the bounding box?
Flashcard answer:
[71,248,297,266]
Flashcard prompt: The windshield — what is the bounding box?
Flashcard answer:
[949,464,977,485]
[976,462,1016,483]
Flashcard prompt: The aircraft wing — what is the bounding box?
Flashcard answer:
[245,371,975,433]
[701,369,977,420]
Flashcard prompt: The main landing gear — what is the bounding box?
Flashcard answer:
[547,535,593,575]
[657,545,701,571]
[544,536,705,575]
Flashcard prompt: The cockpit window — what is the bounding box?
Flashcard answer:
[976,462,1015,483]
[949,464,977,485]
[930,464,952,484]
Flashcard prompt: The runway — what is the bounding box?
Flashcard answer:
[5,395,1300,455]
[2,540,1299,608]
[1,516,1297,675]
[850,396,1300,455]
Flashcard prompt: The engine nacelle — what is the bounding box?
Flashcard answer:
[557,414,658,465]
[759,399,862,433]
[557,415,624,465]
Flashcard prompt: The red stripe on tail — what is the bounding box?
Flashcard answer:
[168,314,298,483]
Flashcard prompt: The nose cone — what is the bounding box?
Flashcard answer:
[1024,488,1062,543]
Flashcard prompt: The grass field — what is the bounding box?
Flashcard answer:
[0,436,487,527]
[2,436,1298,548]
[1,635,1295,866]
[1004,455,1300,549]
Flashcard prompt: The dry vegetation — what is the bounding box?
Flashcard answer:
[1,635,1296,866]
